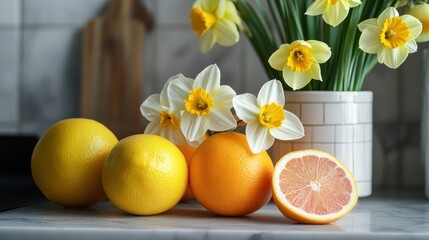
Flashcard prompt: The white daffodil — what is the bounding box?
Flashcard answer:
[406,3,429,43]
[232,80,304,153]
[190,0,242,53]
[358,7,422,69]
[169,64,237,142]
[305,0,361,27]
[268,40,331,90]
[140,75,189,146]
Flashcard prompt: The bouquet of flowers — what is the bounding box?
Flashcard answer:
[140,64,304,153]
[189,0,429,91]
[139,0,429,154]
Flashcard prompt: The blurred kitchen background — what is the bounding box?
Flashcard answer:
[0,0,428,191]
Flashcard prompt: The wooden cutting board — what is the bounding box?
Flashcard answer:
[80,0,153,139]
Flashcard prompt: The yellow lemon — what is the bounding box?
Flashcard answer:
[31,118,118,207]
[102,134,187,215]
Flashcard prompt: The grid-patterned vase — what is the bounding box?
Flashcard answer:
[268,91,373,197]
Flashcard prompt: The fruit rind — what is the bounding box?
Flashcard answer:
[272,149,358,224]
[102,134,188,215]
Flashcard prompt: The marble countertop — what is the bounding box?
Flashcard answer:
[1,190,429,240]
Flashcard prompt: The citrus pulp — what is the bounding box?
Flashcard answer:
[272,149,358,224]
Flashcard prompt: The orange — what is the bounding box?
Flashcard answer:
[190,132,273,216]
[102,134,188,215]
[177,145,196,201]
[272,149,358,224]
[31,118,118,207]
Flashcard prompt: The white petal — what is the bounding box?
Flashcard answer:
[257,80,285,106]
[215,0,226,17]
[323,1,349,27]
[307,40,331,63]
[268,44,290,70]
[283,66,313,90]
[358,18,378,31]
[305,0,326,16]
[378,46,409,69]
[232,94,261,123]
[378,7,399,28]
[194,64,221,93]
[359,27,382,54]
[162,125,188,146]
[246,121,275,153]
[270,110,304,141]
[144,120,162,135]
[168,76,193,110]
[214,19,239,47]
[201,0,218,13]
[348,0,361,7]
[181,112,208,142]
[140,94,163,121]
[401,15,423,39]
[406,40,418,53]
[200,30,216,54]
[207,108,237,131]
[187,135,206,147]
[225,0,241,25]
[309,63,323,81]
[212,85,236,109]
[161,74,186,106]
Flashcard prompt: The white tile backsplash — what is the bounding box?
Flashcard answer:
[0,30,19,122]
[243,37,270,95]
[363,64,400,122]
[157,0,194,26]
[23,0,107,25]
[21,28,80,122]
[0,123,19,133]
[156,28,243,92]
[0,0,20,25]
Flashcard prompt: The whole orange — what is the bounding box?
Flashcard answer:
[190,132,273,216]
[177,145,196,201]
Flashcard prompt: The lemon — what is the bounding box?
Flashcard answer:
[31,118,118,207]
[102,134,187,215]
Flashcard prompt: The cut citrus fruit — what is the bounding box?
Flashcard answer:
[272,149,358,224]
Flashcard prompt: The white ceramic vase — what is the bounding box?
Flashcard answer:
[268,91,373,197]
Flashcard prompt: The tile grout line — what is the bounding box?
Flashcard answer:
[17,0,23,133]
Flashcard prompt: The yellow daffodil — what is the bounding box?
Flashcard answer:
[358,7,422,69]
[268,40,331,90]
[140,75,189,145]
[190,0,241,53]
[169,64,237,142]
[406,3,429,42]
[305,0,362,27]
[232,80,304,153]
